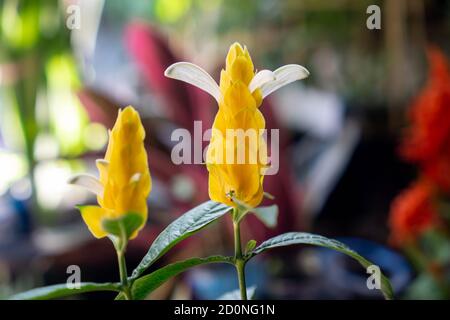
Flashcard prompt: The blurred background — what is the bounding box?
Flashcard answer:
[0,0,449,299]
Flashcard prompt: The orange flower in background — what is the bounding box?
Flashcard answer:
[401,47,450,193]
[389,180,438,246]
[401,47,450,161]
[423,151,450,192]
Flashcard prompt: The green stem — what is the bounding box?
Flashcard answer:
[235,259,247,300]
[115,225,132,300]
[117,248,132,300]
[233,208,247,300]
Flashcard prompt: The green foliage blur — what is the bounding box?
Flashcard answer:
[0,0,94,222]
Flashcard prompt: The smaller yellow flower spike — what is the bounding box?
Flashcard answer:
[164,42,309,208]
[70,106,151,239]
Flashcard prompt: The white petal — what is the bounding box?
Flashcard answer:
[164,62,221,103]
[248,70,275,93]
[68,174,104,197]
[260,64,309,98]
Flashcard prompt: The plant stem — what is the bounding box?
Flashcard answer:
[115,224,132,300]
[233,208,247,300]
[235,259,247,300]
[117,247,132,300]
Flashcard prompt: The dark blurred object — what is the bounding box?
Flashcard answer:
[257,238,410,299]
[312,238,411,299]
[315,107,414,243]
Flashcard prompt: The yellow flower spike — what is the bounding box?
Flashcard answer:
[164,43,309,208]
[69,106,151,239]
[225,42,245,70]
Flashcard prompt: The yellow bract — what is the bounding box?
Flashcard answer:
[80,106,151,239]
[207,43,268,208]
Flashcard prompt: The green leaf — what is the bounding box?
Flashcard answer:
[102,212,143,239]
[131,201,232,279]
[218,286,257,300]
[129,256,233,300]
[9,282,120,300]
[245,240,257,253]
[247,232,394,300]
[252,205,278,228]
